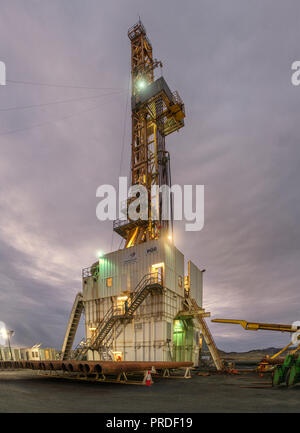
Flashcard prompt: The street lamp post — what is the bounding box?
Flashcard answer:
[7,330,14,361]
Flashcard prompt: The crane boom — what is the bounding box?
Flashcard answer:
[211,319,299,333]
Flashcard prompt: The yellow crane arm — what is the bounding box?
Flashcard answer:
[270,342,293,359]
[211,319,299,333]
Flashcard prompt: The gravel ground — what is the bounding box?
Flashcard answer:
[0,370,299,413]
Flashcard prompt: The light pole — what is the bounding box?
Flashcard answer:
[7,330,14,361]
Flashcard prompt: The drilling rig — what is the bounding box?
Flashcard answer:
[113,20,185,247]
[61,21,222,370]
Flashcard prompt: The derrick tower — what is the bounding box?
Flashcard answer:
[113,20,185,248]
[61,21,223,371]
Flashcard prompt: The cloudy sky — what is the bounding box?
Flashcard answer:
[0,0,299,352]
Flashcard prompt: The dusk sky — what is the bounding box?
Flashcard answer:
[0,0,299,352]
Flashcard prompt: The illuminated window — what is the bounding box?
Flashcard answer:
[117,296,128,314]
[106,277,113,287]
[151,263,164,284]
[89,327,96,338]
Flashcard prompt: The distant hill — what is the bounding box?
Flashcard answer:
[219,347,283,361]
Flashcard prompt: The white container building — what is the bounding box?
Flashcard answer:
[80,238,204,365]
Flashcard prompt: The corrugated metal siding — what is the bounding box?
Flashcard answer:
[96,239,164,297]
[83,239,185,300]
[189,261,203,307]
[113,318,172,361]
[82,239,200,364]
[175,247,184,296]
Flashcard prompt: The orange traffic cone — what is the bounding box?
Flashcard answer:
[145,370,152,386]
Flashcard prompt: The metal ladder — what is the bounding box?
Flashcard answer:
[61,292,84,360]
[76,273,162,360]
[189,298,224,371]
[99,346,115,361]
[84,326,123,361]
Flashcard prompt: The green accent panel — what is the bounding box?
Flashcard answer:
[173,318,195,362]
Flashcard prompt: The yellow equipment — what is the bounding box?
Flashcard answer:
[211,319,300,333]
[212,318,300,372]
[183,299,224,371]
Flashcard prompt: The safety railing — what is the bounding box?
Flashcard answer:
[128,21,151,48]
[172,90,183,105]
[172,91,185,116]
[77,272,162,358]
[113,218,130,230]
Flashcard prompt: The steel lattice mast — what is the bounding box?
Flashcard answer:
[113,20,185,248]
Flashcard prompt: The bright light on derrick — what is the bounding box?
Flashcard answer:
[136,78,147,90]
[0,327,7,340]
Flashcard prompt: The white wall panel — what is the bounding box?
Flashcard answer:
[189,261,203,307]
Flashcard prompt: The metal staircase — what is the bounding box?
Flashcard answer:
[61,292,84,360]
[99,346,115,361]
[67,336,90,360]
[76,273,162,360]
[100,322,123,356]
[187,297,224,371]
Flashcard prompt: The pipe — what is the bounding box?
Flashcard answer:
[79,363,91,374]
[66,362,80,373]
[94,364,103,374]
[0,360,193,374]
[47,361,63,370]
[31,361,42,370]
[61,362,69,372]
[60,361,82,373]
[89,361,193,375]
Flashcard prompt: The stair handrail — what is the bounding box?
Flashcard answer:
[189,297,223,370]
[61,292,84,359]
[89,306,121,347]
[91,273,159,347]
[126,272,161,316]
[78,272,163,357]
